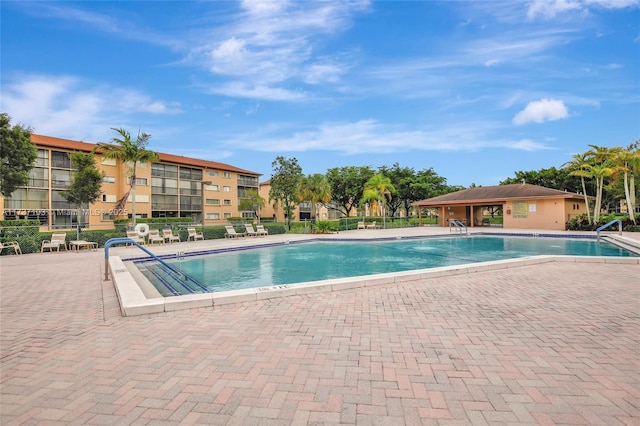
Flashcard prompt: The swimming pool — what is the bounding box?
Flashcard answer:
[135,236,635,296]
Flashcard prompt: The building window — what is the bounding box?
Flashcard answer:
[180,166,203,181]
[151,163,178,178]
[5,188,48,209]
[35,149,49,167]
[127,177,148,186]
[223,213,231,219]
[238,174,258,187]
[103,176,116,184]
[206,199,220,205]
[223,171,231,178]
[206,213,220,219]
[51,169,72,188]
[152,177,178,195]
[28,167,48,188]
[223,199,231,206]
[127,160,147,168]
[102,194,117,203]
[223,186,230,192]
[205,184,219,191]
[51,151,71,168]
[101,212,115,221]
[101,157,116,166]
[206,170,219,177]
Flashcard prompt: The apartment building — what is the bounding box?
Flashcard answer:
[0,134,261,230]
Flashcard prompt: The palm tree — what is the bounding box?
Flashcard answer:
[94,128,159,226]
[562,153,593,224]
[297,174,332,221]
[361,173,396,224]
[585,145,618,224]
[612,142,640,224]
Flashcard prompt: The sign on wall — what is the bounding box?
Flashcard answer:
[512,201,528,218]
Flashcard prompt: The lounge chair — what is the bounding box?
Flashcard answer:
[187,227,204,241]
[244,223,258,237]
[0,240,22,255]
[225,225,244,238]
[163,229,181,244]
[41,233,67,253]
[126,230,146,245]
[255,224,268,237]
[366,221,378,229]
[357,221,365,230]
[147,229,165,245]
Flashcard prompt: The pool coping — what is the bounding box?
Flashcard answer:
[109,233,640,316]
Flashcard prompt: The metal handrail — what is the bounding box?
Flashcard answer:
[449,219,468,235]
[103,238,207,293]
[596,219,622,241]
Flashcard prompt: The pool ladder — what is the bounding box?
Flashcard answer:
[449,219,468,235]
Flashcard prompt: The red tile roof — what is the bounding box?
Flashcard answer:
[31,134,261,176]
[413,183,589,206]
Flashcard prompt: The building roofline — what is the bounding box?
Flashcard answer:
[412,183,593,206]
[31,134,261,176]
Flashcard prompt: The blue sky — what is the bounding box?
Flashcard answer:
[2,0,639,187]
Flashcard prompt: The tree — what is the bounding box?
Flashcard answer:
[585,145,618,223]
[60,151,104,237]
[611,141,639,224]
[297,173,332,221]
[0,113,37,196]
[410,168,449,216]
[500,167,581,193]
[378,163,414,219]
[562,153,593,224]
[361,173,396,221]
[326,166,374,216]
[94,128,159,226]
[238,189,266,222]
[269,156,303,229]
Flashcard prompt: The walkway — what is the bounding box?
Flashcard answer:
[1,228,638,425]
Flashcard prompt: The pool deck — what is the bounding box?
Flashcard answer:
[1,227,639,425]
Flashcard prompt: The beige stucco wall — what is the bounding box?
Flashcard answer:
[503,199,568,230]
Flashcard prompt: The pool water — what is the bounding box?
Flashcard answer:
[136,236,634,296]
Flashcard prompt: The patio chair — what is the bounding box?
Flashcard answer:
[147,229,165,245]
[187,227,204,241]
[41,233,67,253]
[244,223,258,237]
[255,224,269,237]
[357,221,366,230]
[366,221,378,229]
[126,230,146,245]
[0,240,22,255]
[225,225,245,239]
[163,229,181,244]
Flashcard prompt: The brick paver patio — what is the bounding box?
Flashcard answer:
[1,231,639,425]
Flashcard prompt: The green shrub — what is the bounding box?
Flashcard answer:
[0,219,41,227]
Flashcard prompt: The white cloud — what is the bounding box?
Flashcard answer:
[1,74,181,140]
[527,0,640,20]
[512,98,569,125]
[220,119,553,155]
[509,139,554,151]
[206,82,306,101]
[189,1,370,100]
[484,59,502,67]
